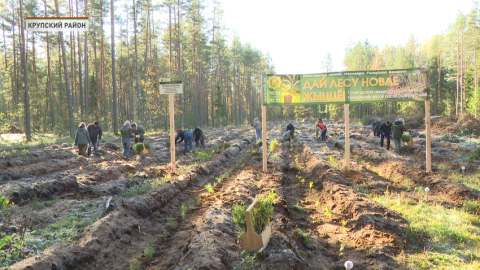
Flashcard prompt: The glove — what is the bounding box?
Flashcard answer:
[382,132,386,136]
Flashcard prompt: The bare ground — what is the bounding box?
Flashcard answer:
[1,116,480,270]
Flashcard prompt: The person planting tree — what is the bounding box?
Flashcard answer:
[131,122,145,144]
[392,119,407,154]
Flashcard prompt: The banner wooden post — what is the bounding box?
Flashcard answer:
[344,104,350,170]
[170,93,175,173]
[262,105,267,172]
[425,100,432,172]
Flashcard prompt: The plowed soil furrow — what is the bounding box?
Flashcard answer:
[2,118,480,270]
[4,129,255,270]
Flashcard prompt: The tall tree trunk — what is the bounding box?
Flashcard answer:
[461,32,464,114]
[211,9,215,128]
[84,0,89,117]
[475,28,478,119]
[169,3,172,77]
[46,31,55,129]
[97,4,104,124]
[19,0,31,140]
[456,39,460,115]
[2,18,7,70]
[44,0,55,129]
[111,0,118,134]
[55,0,75,137]
[12,6,18,123]
[133,0,140,121]
[77,0,84,118]
[2,18,10,121]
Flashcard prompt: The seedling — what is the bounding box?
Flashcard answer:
[167,217,177,229]
[405,178,412,191]
[339,243,346,257]
[269,138,279,153]
[180,204,187,220]
[144,245,155,258]
[129,258,141,270]
[325,206,332,219]
[290,204,306,212]
[205,183,214,193]
[294,228,310,245]
[232,191,277,236]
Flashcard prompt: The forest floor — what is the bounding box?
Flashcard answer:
[1,114,480,270]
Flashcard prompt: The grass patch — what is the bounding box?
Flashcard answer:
[447,172,480,191]
[372,194,480,269]
[471,147,480,160]
[25,201,104,259]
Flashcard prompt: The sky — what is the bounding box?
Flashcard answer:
[221,0,476,74]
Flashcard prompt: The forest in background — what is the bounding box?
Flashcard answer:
[0,0,479,138]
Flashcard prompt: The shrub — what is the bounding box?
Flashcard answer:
[402,135,411,142]
[269,138,279,153]
[193,149,215,162]
[232,203,247,233]
[132,142,151,153]
[219,142,231,151]
[232,191,277,235]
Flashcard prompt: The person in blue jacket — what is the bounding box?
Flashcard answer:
[175,129,194,154]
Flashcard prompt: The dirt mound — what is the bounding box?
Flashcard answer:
[431,114,480,136]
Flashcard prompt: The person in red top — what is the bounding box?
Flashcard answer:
[317,118,328,141]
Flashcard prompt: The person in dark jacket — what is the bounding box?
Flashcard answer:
[373,121,381,137]
[379,121,392,150]
[175,129,194,154]
[74,122,91,157]
[120,120,135,158]
[193,128,205,148]
[392,119,407,154]
[131,122,145,144]
[283,129,294,143]
[87,120,102,156]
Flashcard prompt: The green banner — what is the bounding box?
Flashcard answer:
[263,68,429,105]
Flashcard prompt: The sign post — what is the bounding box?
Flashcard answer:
[160,78,183,173]
[425,100,432,172]
[344,104,350,170]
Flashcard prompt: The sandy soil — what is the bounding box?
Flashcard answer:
[1,115,480,270]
